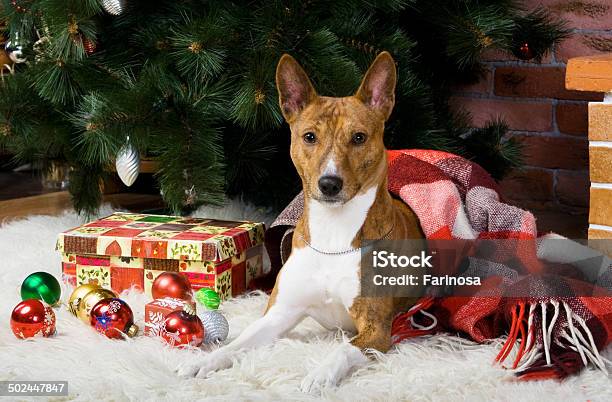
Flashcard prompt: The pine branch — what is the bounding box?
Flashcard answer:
[229,51,283,131]
[509,7,570,61]
[169,11,228,83]
[445,4,515,69]
[152,86,226,212]
[69,163,104,218]
[463,119,523,180]
[31,60,83,105]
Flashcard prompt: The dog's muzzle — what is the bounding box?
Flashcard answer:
[318,175,343,197]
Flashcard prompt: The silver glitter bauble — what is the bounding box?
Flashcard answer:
[199,310,229,344]
[115,142,140,186]
[102,0,126,15]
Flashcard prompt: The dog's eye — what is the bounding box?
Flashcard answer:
[351,132,367,145]
[303,132,317,144]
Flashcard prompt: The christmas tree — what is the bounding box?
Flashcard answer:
[0,0,567,215]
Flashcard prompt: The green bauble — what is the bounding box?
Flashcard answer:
[195,288,221,310]
[21,272,62,306]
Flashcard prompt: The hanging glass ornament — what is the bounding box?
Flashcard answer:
[5,33,26,64]
[101,0,126,16]
[115,138,140,187]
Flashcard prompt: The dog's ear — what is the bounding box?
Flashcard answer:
[276,54,317,122]
[355,51,397,120]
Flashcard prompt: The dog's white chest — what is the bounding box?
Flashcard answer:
[277,247,360,331]
[274,187,378,332]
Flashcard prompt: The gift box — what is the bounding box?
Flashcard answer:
[56,212,265,301]
[144,297,196,336]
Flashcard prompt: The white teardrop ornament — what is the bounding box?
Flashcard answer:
[115,143,140,186]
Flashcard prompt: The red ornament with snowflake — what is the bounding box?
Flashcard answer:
[144,297,196,336]
[10,299,56,339]
[160,305,204,347]
[90,298,138,339]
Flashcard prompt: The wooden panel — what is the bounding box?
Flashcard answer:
[0,191,73,223]
[566,54,612,92]
[589,146,612,183]
[139,160,160,174]
[589,103,612,141]
[587,229,612,256]
[0,192,163,225]
[588,228,612,239]
[589,187,612,226]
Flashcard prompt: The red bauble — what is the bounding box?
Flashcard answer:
[90,298,138,339]
[152,272,193,301]
[160,306,204,347]
[83,37,97,55]
[10,299,56,339]
[517,42,534,60]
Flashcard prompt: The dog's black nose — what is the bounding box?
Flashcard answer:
[318,175,343,197]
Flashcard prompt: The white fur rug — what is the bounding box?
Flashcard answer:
[0,202,610,401]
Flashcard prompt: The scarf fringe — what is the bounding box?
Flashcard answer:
[495,300,609,380]
[393,299,609,380]
[391,297,436,343]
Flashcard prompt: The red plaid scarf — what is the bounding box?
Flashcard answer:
[264,149,612,380]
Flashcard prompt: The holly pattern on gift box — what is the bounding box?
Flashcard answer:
[208,235,237,260]
[246,256,262,287]
[168,241,202,260]
[215,268,232,301]
[240,222,265,246]
[77,265,111,288]
[246,245,263,287]
[178,259,215,273]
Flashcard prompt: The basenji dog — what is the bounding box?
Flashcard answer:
[177,52,424,391]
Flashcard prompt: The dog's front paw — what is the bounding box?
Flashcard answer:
[176,360,201,378]
[300,368,334,393]
[175,350,232,378]
[300,344,368,393]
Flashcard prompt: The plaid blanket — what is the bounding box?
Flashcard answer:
[264,149,612,380]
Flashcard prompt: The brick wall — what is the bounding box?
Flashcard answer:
[451,0,612,237]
